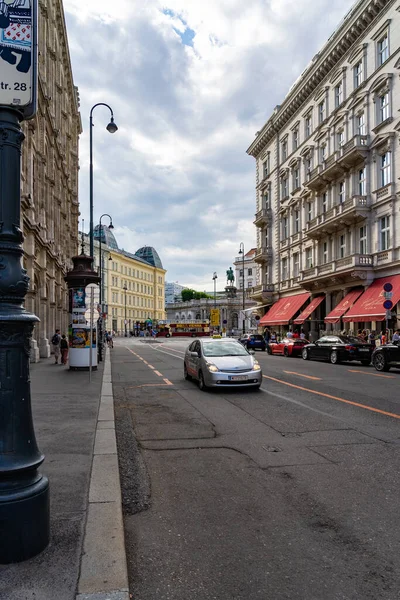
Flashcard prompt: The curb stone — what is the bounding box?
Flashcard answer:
[75,351,129,600]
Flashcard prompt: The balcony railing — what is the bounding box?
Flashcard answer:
[301,253,373,282]
[306,195,370,238]
[249,284,275,299]
[254,246,273,263]
[339,135,369,167]
[254,208,272,228]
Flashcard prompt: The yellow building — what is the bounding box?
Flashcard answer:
[89,226,166,334]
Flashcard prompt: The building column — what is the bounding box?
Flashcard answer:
[39,278,51,358]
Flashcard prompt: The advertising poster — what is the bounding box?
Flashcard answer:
[71,328,96,349]
[0,0,36,110]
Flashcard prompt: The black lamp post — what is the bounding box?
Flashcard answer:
[89,103,118,259]
[0,108,50,562]
[212,272,217,308]
[98,214,113,361]
[238,242,246,335]
[123,285,128,337]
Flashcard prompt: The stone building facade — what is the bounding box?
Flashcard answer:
[247,0,400,336]
[22,0,81,360]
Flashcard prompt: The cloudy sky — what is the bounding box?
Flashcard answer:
[63,0,354,290]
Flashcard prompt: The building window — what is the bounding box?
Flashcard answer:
[320,144,326,163]
[293,253,300,277]
[305,248,313,269]
[305,114,312,138]
[281,257,288,280]
[263,154,269,178]
[248,268,252,276]
[294,209,300,233]
[306,202,313,222]
[323,241,328,264]
[318,100,326,124]
[381,152,391,187]
[339,234,346,258]
[335,82,343,108]
[305,156,312,179]
[322,192,328,213]
[379,92,390,122]
[281,140,287,161]
[293,127,299,151]
[282,216,288,239]
[293,167,300,190]
[263,190,270,209]
[356,112,366,136]
[380,216,390,250]
[359,225,367,255]
[354,61,363,88]
[239,269,243,277]
[337,131,345,149]
[358,167,366,195]
[338,181,345,204]
[281,176,288,199]
[377,34,389,65]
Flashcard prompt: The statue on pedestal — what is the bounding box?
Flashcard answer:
[226,267,235,286]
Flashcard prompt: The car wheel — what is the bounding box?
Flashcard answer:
[302,348,309,360]
[283,347,289,357]
[198,370,208,391]
[361,360,370,367]
[184,363,191,380]
[330,350,340,364]
[373,352,390,372]
[261,347,266,352]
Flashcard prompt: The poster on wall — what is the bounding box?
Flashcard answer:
[0,0,38,118]
[71,328,96,349]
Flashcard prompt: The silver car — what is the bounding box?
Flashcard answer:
[184,338,262,391]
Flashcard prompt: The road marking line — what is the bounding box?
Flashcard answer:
[126,384,174,388]
[154,370,163,377]
[126,348,173,385]
[148,365,155,370]
[283,371,321,381]
[163,378,173,385]
[347,369,395,379]
[262,375,400,420]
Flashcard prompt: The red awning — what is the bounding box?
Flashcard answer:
[342,275,400,323]
[324,289,364,324]
[293,295,325,324]
[259,293,310,326]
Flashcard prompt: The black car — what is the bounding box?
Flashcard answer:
[238,334,266,351]
[302,335,373,365]
[372,341,400,372]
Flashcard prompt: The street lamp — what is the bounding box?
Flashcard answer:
[238,242,246,335]
[212,272,218,308]
[123,285,128,337]
[98,214,113,361]
[89,103,118,259]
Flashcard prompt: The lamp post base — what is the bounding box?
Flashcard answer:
[0,475,50,564]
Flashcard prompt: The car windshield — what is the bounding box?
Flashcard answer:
[340,336,364,344]
[202,341,249,357]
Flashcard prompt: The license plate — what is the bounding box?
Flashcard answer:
[359,349,369,352]
[229,375,248,381]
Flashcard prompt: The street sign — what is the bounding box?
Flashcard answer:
[383,291,393,300]
[210,309,220,327]
[383,282,393,293]
[223,319,227,324]
[383,300,393,310]
[385,309,392,320]
[0,0,38,119]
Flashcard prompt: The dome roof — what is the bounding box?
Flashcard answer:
[135,246,163,269]
[93,224,119,250]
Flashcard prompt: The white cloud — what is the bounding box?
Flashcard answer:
[64,0,354,289]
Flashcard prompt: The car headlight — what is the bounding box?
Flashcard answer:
[206,363,219,373]
[252,362,261,371]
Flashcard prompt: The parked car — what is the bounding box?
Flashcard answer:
[238,334,266,351]
[372,341,400,372]
[301,335,373,365]
[268,337,310,357]
[184,338,262,390]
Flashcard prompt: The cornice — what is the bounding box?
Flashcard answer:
[247,0,394,158]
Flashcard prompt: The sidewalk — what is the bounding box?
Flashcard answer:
[0,351,128,600]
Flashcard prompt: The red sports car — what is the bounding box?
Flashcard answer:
[268,337,309,357]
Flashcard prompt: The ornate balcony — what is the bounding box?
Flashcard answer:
[300,253,373,290]
[254,246,273,264]
[249,284,275,302]
[305,195,370,239]
[338,134,369,168]
[306,164,325,191]
[254,208,272,228]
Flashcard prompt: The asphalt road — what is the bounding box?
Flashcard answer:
[111,337,400,600]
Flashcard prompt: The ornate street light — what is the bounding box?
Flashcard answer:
[212,272,218,309]
[89,103,118,259]
[98,214,113,361]
[123,285,128,337]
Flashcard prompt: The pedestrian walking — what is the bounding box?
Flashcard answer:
[286,328,293,339]
[368,330,376,346]
[51,329,61,364]
[300,328,306,339]
[107,331,114,349]
[392,329,400,343]
[60,335,69,365]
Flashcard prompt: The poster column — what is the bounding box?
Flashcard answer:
[68,286,98,370]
